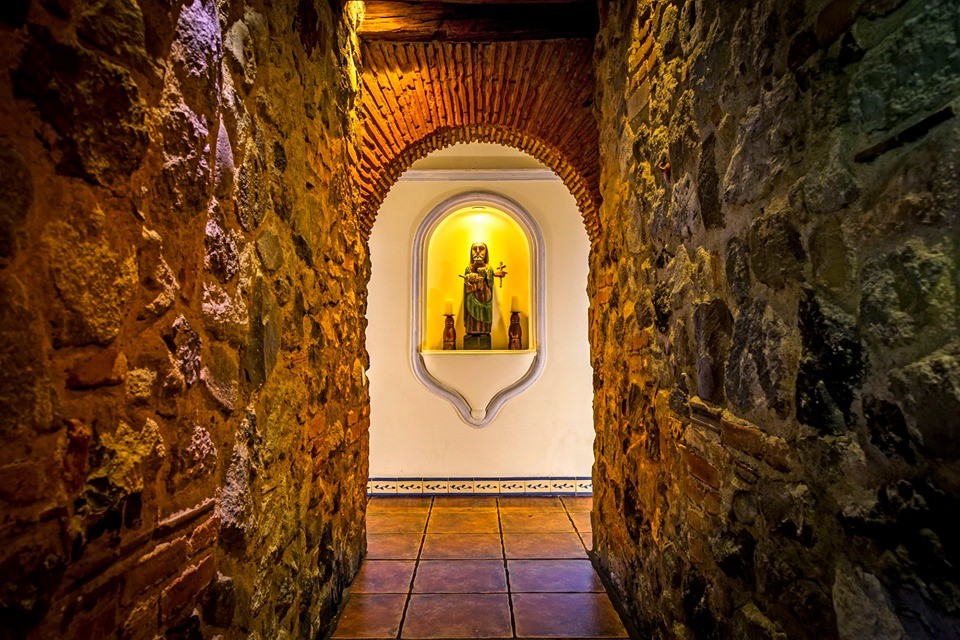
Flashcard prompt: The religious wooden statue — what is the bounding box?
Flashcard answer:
[459,242,506,349]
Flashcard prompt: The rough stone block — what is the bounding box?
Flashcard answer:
[814,0,858,47]
[11,26,149,184]
[77,0,150,72]
[201,282,248,344]
[63,579,122,640]
[693,299,733,402]
[890,344,960,458]
[862,395,915,462]
[121,596,159,640]
[832,558,907,640]
[0,144,32,259]
[158,103,212,215]
[796,290,865,432]
[43,217,138,346]
[747,210,806,289]
[243,276,280,387]
[860,239,955,347]
[0,276,54,439]
[725,299,797,418]
[850,0,960,133]
[200,344,240,412]
[202,573,236,628]
[66,349,128,389]
[214,122,236,198]
[763,437,793,473]
[690,397,722,432]
[188,515,220,556]
[160,555,215,626]
[803,153,860,215]
[204,217,240,284]
[681,446,721,490]
[123,538,188,605]
[720,417,766,461]
[64,419,93,491]
[0,460,47,505]
[256,231,284,272]
[170,0,223,118]
[696,133,723,229]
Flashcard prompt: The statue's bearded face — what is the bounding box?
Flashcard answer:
[470,243,488,266]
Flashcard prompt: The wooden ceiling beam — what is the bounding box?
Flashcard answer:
[358,1,599,41]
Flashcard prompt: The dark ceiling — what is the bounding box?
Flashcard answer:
[358,0,600,41]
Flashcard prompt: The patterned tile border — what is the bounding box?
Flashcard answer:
[367,477,593,496]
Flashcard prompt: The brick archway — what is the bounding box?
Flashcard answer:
[354,40,601,241]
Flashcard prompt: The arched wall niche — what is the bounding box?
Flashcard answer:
[412,191,546,427]
[421,203,533,351]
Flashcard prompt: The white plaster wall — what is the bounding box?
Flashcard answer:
[366,146,594,478]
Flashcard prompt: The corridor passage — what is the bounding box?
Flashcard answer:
[331,496,629,639]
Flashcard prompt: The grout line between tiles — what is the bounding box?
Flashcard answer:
[396,496,432,639]
[497,497,519,639]
[561,499,587,542]
[561,499,589,555]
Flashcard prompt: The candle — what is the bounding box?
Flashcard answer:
[443,298,453,316]
[510,296,520,313]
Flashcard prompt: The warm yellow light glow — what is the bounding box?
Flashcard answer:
[425,205,532,350]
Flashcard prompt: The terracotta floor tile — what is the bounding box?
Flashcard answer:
[500,511,574,533]
[367,512,430,534]
[512,593,628,638]
[351,560,416,593]
[421,534,503,560]
[498,497,565,511]
[503,533,587,559]
[367,534,423,560]
[331,593,406,639]
[402,594,513,639]
[413,560,507,593]
[570,511,592,533]
[427,510,500,534]
[368,497,432,516]
[561,496,593,512]
[507,560,605,593]
[432,496,498,510]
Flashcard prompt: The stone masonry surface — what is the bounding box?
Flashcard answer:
[0,0,370,637]
[591,0,960,638]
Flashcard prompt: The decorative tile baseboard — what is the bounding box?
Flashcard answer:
[367,477,592,496]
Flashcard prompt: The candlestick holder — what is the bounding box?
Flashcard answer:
[443,314,456,350]
[508,311,522,350]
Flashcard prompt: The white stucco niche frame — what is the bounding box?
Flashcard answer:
[411,191,547,427]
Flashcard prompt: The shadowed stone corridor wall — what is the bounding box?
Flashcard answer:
[0,0,369,637]
[591,0,959,637]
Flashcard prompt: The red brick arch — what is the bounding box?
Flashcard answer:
[354,40,601,241]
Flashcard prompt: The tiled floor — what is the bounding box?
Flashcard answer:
[331,496,629,639]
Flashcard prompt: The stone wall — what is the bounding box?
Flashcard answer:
[0,0,369,637]
[591,0,959,638]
